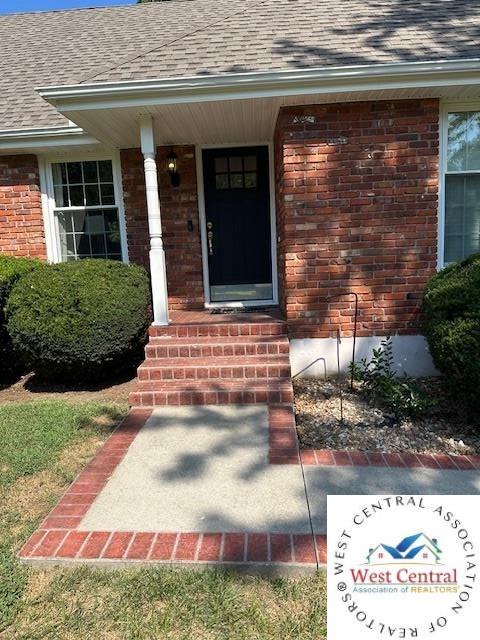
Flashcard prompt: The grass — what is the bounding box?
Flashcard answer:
[0,398,327,639]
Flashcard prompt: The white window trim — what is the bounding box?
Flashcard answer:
[439,101,480,270]
[38,150,129,264]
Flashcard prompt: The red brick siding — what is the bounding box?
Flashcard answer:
[274,99,439,339]
[120,146,204,309]
[0,155,46,259]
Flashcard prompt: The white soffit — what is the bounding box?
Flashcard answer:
[56,84,480,148]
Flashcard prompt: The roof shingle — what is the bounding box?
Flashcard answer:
[1,0,479,131]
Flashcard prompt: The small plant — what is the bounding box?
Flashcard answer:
[350,338,436,418]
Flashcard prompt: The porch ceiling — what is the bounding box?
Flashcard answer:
[56,84,480,149]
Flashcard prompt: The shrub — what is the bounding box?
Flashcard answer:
[0,255,43,381]
[351,337,436,418]
[6,259,151,383]
[423,253,480,416]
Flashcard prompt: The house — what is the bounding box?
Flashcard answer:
[1,1,480,406]
[367,544,403,564]
[403,544,441,564]
[367,533,442,564]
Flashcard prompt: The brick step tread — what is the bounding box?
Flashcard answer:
[133,379,293,392]
[138,367,291,382]
[129,384,294,406]
[146,346,290,359]
[147,334,289,344]
[149,323,287,338]
[139,355,290,369]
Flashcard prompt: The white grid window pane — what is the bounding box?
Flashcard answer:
[447,112,480,172]
[57,209,121,261]
[52,159,122,262]
[445,111,480,265]
[445,175,480,263]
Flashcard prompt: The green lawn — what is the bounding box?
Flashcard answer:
[0,399,326,639]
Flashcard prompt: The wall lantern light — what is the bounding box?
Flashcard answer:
[166,149,180,187]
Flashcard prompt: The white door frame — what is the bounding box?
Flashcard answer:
[195,141,279,308]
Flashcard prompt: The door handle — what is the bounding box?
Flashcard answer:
[207,221,214,256]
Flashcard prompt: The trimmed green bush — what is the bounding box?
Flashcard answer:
[6,259,151,383]
[423,253,480,417]
[0,255,43,381]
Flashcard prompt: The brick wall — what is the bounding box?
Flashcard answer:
[274,99,439,339]
[0,154,46,258]
[120,146,204,309]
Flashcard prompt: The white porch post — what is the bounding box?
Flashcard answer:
[140,115,169,325]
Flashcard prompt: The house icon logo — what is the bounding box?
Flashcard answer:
[366,533,442,565]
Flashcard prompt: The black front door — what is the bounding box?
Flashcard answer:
[202,146,273,303]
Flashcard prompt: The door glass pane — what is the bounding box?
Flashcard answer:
[215,174,229,189]
[230,173,243,189]
[244,156,257,171]
[447,112,480,171]
[229,156,242,172]
[244,172,257,188]
[215,157,228,172]
[445,174,480,263]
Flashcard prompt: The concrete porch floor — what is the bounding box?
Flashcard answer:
[19,406,480,573]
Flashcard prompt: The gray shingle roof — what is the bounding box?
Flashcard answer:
[1,0,480,132]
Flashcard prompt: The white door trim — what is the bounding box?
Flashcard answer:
[195,142,279,308]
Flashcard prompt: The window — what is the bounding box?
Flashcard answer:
[50,159,124,261]
[444,110,480,264]
[215,155,257,190]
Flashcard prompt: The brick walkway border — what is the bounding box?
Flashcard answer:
[268,405,480,471]
[18,408,325,568]
[20,404,479,567]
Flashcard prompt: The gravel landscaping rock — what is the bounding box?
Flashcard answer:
[294,378,480,455]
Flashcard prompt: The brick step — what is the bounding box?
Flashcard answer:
[145,335,290,359]
[129,379,294,407]
[138,355,291,382]
[149,321,287,338]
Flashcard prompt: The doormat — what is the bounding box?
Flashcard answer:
[210,307,275,315]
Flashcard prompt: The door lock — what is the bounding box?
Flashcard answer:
[207,221,214,255]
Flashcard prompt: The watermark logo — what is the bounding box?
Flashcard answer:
[327,496,479,639]
[366,532,441,565]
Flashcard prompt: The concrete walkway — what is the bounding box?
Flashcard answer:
[19,405,480,571]
[81,406,480,536]
[81,406,311,533]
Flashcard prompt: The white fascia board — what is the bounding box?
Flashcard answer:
[0,125,99,151]
[36,58,480,112]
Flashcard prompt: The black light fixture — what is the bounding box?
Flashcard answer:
[166,149,180,187]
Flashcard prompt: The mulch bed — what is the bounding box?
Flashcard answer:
[294,377,480,456]
[0,371,136,405]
